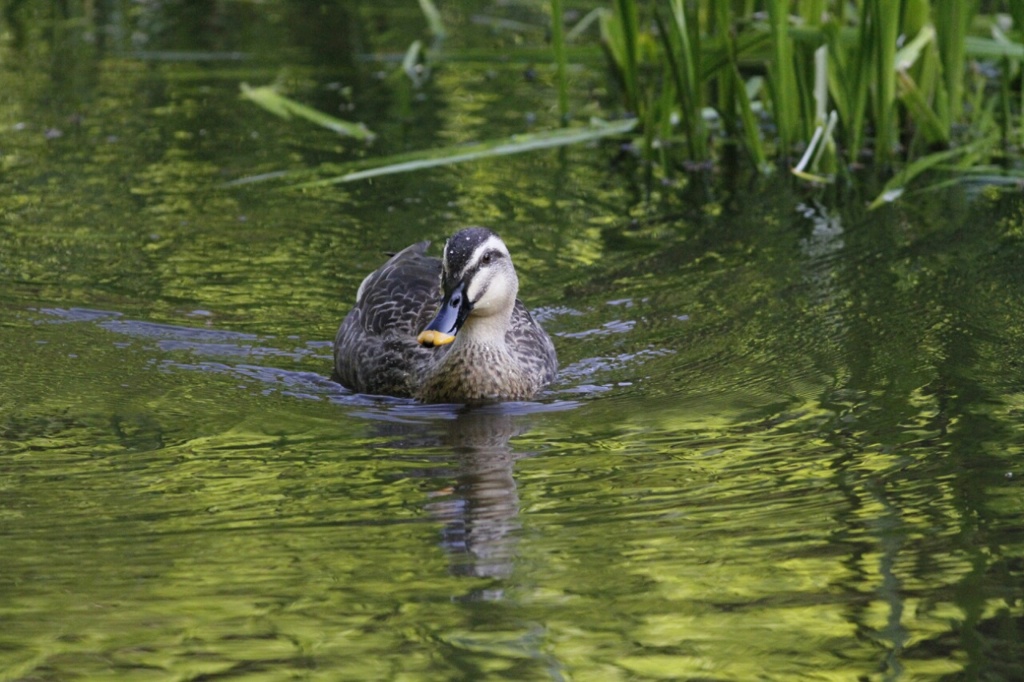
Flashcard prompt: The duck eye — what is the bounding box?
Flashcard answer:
[481,253,492,265]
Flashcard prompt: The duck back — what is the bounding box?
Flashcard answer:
[333,241,441,397]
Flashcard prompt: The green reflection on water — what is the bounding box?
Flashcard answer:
[1,4,1023,681]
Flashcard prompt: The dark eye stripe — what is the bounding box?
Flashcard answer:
[480,249,503,265]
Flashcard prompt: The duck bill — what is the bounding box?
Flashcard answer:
[417,281,472,347]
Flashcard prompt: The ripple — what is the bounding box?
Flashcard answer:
[557,318,636,339]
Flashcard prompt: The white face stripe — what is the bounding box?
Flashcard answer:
[463,235,510,277]
[465,267,492,305]
[437,233,517,315]
[444,234,510,279]
[464,236,510,305]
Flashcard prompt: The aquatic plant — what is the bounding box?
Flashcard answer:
[592,0,1024,203]
[235,1,1024,206]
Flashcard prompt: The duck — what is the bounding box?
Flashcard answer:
[333,227,558,403]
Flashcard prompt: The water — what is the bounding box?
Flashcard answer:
[2,4,1024,680]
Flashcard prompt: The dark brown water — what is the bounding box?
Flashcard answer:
[1,4,1022,680]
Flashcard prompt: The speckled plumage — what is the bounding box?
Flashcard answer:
[333,228,557,403]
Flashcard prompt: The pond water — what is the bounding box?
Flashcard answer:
[2,4,1023,681]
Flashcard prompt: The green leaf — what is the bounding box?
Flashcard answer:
[766,0,799,153]
[240,83,376,141]
[550,0,570,122]
[964,35,1024,60]
[401,40,430,88]
[417,0,446,39]
[730,67,768,172]
[292,120,639,187]
[868,136,993,209]
[894,24,935,71]
[896,70,948,145]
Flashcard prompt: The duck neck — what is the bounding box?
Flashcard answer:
[453,309,512,350]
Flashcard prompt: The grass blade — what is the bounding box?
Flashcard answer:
[766,0,798,155]
[565,8,605,43]
[240,83,376,141]
[401,40,430,88]
[550,0,570,123]
[897,70,948,145]
[417,0,446,40]
[934,0,976,121]
[291,119,639,186]
[871,0,901,165]
[731,67,769,172]
[867,135,993,209]
[657,2,707,160]
[599,0,640,113]
[964,35,1024,60]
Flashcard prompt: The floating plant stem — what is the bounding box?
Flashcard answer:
[240,84,376,141]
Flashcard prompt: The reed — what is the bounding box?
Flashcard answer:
[766,0,800,157]
[236,1,1024,205]
[589,0,1024,199]
[656,0,708,161]
[549,0,570,123]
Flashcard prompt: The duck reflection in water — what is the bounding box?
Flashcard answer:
[425,408,527,582]
[358,403,549,587]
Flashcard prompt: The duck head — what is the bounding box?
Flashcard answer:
[418,227,519,347]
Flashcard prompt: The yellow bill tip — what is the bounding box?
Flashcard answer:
[417,330,456,347]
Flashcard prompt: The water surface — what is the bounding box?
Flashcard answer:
[1,4,1023,680]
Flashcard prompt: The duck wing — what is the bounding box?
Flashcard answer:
[508,300,558,387]
[333,241,442,396]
